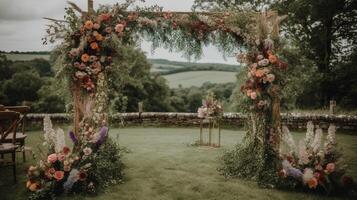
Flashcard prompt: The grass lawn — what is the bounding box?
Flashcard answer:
[0,127,356,200]
[163,71,237,88]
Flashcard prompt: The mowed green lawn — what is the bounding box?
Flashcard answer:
[0,127,356,200]
[163,71,237,88]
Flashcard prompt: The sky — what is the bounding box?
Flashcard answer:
[0,0,237,64]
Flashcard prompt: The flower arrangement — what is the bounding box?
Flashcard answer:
[26,116,124,200]
[239,39,288,112]
[197,92,223,119]
[278,122,355,195]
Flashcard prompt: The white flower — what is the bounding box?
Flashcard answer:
[311,127,323,153]
[282,125,296,153]
[83,147,92,156]
[258,59,269,66]
[305,121,314,148]
[257,55,264,60]
[302,168,314,183]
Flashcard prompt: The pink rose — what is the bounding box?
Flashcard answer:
[58,154,65,162]
[93,23,100,29]
[83,147,92,156]
[105,27,112,33]
[54,171,64,181]
[115,24,125,33]
[326,163,335,173]
[47,153,58,163]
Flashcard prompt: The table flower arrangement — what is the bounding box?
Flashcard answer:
[278,122,355,195]
[197,92,223,119]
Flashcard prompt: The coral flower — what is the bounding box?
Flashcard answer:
[115,23,125,33]
[81,54,90,62]
[268,54,278,64]
[90,42,99,50]
[95,34,103,41]
[84,20,94,29]
[308,177,318,189]
[47,153,58,163]
[27,181,40,191]
[255,69,265,78]
[54,171,64,181]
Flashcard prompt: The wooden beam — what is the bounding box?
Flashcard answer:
[88,0,94,15]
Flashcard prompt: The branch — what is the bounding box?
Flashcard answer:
[43,17,67,23]
[67,1,85,14]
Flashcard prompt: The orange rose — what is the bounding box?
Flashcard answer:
[84,20,94,29]
[268,54,277,64]
[81,54,90,62]
[308,177,318,189]
[27,181,40,192]
[54,171,64,181]
[95,34,103,41]
[90,42,99,50]
[255,69,265,77]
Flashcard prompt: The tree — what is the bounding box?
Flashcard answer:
[2,71,43,105]
[30,58,53,77]
[194,0,357,107]
[273,0,357,104]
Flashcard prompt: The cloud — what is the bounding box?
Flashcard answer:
[0,0,65,21]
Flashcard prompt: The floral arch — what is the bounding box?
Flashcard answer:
[28,0,289,197]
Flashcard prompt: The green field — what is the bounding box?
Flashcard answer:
[2,53,239,88]
[3,53,50,61]
[0,127,356,200]
[163,71,237,88]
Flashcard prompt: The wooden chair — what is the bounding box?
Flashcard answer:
[0,111,20,183]
[3,106,30,162]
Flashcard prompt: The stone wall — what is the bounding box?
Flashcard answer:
[26,112,357,131]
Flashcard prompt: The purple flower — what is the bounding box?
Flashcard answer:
[69,131,78,144]
[287,167,303,180]
[96,126,108,146]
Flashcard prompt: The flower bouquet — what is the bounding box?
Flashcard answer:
[278,122,355,196]
[197,92,223,119]
[26,116,124,200]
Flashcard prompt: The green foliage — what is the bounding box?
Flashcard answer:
[219,114,265,180]
[169,82,235,112]
[89,138,125,189]
[2,71,43,105]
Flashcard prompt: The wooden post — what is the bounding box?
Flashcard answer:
[138,102,143,113]
[218,120,221,147]
[208,118,212,146]
[88,0,94,15]
[329,100,336,115]
[199,119,203,145]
